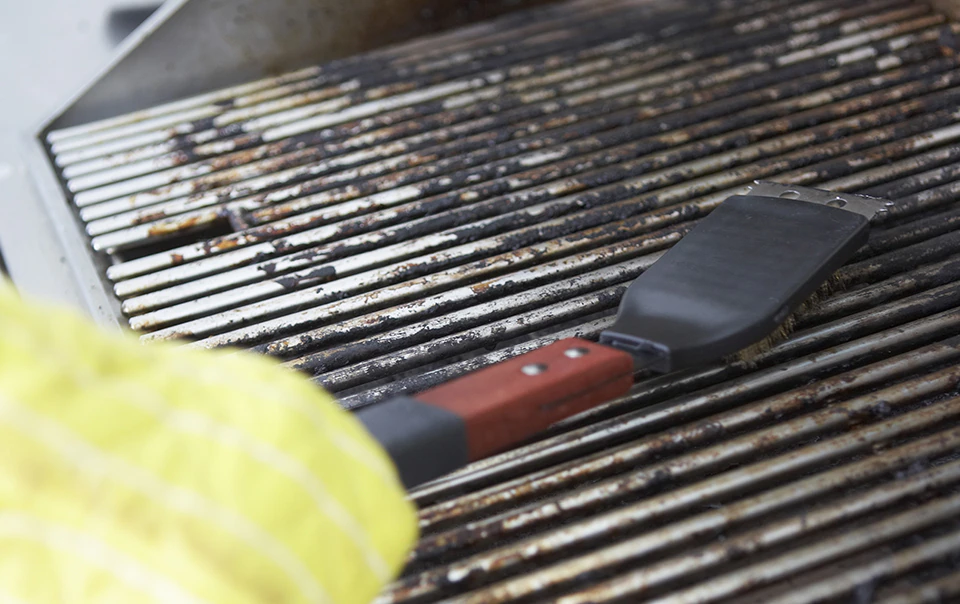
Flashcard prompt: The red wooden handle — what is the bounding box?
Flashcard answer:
[417,338,634,460]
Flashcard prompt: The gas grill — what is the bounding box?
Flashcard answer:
[13,0,960,600]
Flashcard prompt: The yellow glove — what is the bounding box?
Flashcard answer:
[0,280,417,603]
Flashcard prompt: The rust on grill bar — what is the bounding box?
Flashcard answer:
[44,0,960,601]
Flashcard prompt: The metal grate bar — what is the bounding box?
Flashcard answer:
[259,228,688,359]
[97,15,933,278]
[75,9,928,256]
[103,33,947,283]
[413,304,960,527]
[111,46,956,300]
[410,338,960,559]
[49,0,687,157]
[387,391,960,601]
[64,0,848,186]
[123,96,960,337]
[73,2,920,228]
[877,567,960,603]
[474,455,960,603]
[329,185,960,406]
[579,482,960,604]
[286,254,666,374]
[757,529,960,604]
[63,0,826,198]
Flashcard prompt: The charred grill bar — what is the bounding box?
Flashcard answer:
[43,0,960,601]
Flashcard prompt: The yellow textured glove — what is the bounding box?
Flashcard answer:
[0,280,417,603]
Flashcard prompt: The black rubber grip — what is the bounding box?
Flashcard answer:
[355,396,469,489]
[600,195,870,372]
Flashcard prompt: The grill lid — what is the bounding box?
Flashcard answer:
[43,0,960,601]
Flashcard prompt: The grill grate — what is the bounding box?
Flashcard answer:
[44,0,960,601]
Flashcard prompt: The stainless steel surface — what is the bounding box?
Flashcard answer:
[745,179,896,218]
[0,0,123,312]
[33,0,960,600]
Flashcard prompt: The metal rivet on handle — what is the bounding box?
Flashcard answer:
[564,347,590,358]
[521,363,548,376]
